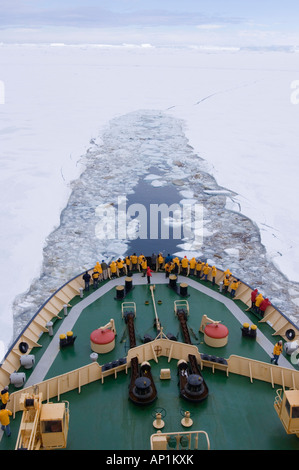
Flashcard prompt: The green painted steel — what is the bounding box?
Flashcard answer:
[1,275,299,450]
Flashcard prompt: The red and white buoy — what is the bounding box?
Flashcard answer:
[90,328,115,354]
[204,323,229,348]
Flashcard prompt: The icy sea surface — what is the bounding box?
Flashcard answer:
[13,110,299,339]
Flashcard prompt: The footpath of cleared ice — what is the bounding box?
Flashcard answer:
[13,110,299,339]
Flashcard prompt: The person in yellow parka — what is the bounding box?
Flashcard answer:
[223,269,232,281]
[94,261,103,279]
[125,256,131,271]
[92,267,100,289]
[158,253,164,270]
[271,340,283,365]
[141,257,147,277]
[223,276,230,294]
[189,257,196,275]
[255,293,264,312]
[212,266,217,285]
[230,279,240,298]
[181,256,189,276]
[0,386,9,410]
[164,262,172,278]
[117,258,125,276]
[130,253,138,271]
[110,261,117,279]
[201,263,211,281]
[138,254,144,271]
[0,407,12,436]
[195,260,204,278]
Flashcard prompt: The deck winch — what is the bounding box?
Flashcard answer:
[184,374,204,398]
[133,377,153,400]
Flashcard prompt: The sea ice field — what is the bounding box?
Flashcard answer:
[0,43,299,359]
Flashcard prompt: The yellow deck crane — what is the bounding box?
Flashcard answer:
[15,391,69,450]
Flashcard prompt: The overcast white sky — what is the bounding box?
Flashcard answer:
[0,0,299,46]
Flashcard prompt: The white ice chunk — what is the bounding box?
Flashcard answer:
[224,248,240,257]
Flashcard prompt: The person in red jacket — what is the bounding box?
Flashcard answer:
[259,298,271,317]
[251,289,258,310]
[146,266,153,284]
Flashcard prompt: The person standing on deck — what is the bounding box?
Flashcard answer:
[212,266,217,285]
[0,407,12,437]
[189,257,196,276]
[259,298,271,317]
[125,256,131,273]
[196,260,204,278]
[271,340,283,365]
[201,263,211,281]
[130,253,138,271]
[181,256,189,276]
[158,253,164,271]
[151,253,157,271]
[92,268,100,289]
[173,257,180,274]
[138,254,144,271]
[141,257,147,277]
[255,293,264,313]
[0,386,9,409]
[83,271,91,291]
[223,276,230,294]
[95,262,103,281]
[165,253,172,264]
[110,261,117,279]
[251,289,258,310]
[117,258,125,276]
[230,279,240,298]
[101,260,108,280]
[223,268,232,280]
[164,262,171,278]
[146,266,153,284]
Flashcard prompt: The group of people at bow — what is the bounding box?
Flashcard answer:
[82,253,243,299]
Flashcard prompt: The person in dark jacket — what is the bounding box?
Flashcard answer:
[83,271,91,291]
[101,260,108,280]
[151,253,157,271]
[0,386,9,410]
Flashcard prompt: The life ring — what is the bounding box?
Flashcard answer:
[19,342,29,354]
[286,329,296,341]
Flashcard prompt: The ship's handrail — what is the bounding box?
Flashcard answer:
[7,338,299,418]
[1,268,92,363]
[1,260,299,391]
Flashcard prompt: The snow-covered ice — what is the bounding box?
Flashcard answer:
[0,43,299,360]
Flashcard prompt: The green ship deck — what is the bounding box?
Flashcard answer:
[2,272,299,451]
